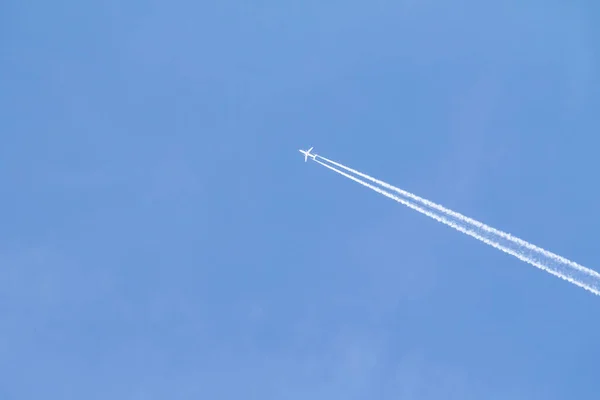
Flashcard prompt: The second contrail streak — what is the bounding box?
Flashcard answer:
[313,158,600,296]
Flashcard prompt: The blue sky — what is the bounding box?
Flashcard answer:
[2,0,600,398]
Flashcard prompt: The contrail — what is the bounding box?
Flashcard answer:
[313,159,600,296]
[317,155,600,279]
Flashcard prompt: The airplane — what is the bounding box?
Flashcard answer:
[299,147,317,162]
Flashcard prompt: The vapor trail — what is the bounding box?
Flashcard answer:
[314,159,600,296]
[317,155,600,279]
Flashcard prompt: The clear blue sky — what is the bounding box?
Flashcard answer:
[2,1,600,398]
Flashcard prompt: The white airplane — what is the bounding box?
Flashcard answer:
[299,147,317,162]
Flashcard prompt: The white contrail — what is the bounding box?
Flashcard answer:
[313,159,600,296]
[317,155,600,279]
